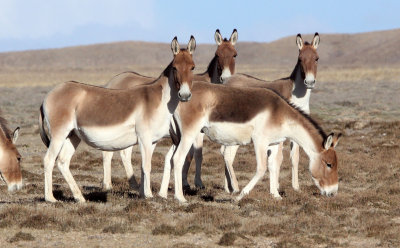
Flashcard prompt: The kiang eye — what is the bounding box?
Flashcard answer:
[17,157,21,163]
[191,66,195,71]
[234,54,237,58]
[326,163,332,168]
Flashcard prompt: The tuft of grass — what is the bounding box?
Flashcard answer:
[218,232,237,246]
[102,223,127,234]
[8,231,35,243]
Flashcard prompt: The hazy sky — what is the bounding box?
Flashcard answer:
[0,0,397,52]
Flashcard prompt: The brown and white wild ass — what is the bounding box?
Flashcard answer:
[219,33,321,198]
[162,82,341,203]
[38,36,196,202]
[0,113,22,191]
[101,29,238,191]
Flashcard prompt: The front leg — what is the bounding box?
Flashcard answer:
[290,141,300,191]
[173,135,196,203]
[267,144,283,199]
[138,138,156,198]
[159,145,176,198]
[102,151,114,190]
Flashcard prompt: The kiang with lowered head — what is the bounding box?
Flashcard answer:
[0,112,22,191]
[100,29,238,192]
[218,33,321,198]
[38,36,196,203]
[161,81,341,203]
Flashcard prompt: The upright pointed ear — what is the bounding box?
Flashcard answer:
[12,127,20,144]
[229,29,238,46]
[187,35,196,54]
[296,33,303,50]
[214,29,222,45]
[171,36,180,55]
[324,133,334,150]
[332,133,342,148]
[312,32,320,49]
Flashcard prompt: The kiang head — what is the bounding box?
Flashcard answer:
[296,32,320,89]
[0,126,22,192]
[311,133,342,197]
[214,29,238,83]
[171,36,196,102]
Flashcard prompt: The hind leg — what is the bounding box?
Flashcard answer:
[44,136,67,203]
[193,133,205,189]
[182,145,194,189]
[222,145,240,193]
[120,147,139,190]
[56,134,84,202]
[237,139,268,201]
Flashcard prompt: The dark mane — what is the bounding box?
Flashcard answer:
[237,73,267,82]
[267,88,327,140]
[0,111,12,140]
[304,41,310,45]
[223,38,228,42]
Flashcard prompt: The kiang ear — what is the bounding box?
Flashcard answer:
[187,35,196,55]
[324,133,334,150]
[312,32,320,49]
[296,33,303,50]
[230,29,238,46]
[171,36,180,55]
[332,133,342,148]
[214,29,223,45]
[12,127,20,144]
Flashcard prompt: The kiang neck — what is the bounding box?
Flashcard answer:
[206,56,220,84]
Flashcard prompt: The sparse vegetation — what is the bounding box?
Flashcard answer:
[1,32,400,246]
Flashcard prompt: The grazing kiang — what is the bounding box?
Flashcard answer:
[101,29,238,192]
[186,33,322,198]
[38,36,196,203]
[162,82,341,203]
[0,112,22,192]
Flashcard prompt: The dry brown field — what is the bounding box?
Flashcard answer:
[0,30,400,247]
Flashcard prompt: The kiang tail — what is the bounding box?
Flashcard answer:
[39,104,50,148]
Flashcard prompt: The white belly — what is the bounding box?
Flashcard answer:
[202,122,253,146]
[76,124,137,151]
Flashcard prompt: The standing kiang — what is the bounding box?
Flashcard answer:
[38,36,196,203]
[101,29,238,192]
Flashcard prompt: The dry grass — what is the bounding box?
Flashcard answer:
[0,56,399,246]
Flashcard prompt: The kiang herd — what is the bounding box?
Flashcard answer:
[0,29,342,205]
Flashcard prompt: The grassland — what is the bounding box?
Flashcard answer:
[0,30,400,247]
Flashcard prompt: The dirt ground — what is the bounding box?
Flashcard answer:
[0,67,399,247]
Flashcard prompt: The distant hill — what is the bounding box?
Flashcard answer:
[0,29,399,70]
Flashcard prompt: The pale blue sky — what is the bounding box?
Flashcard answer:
[0,0,397,52]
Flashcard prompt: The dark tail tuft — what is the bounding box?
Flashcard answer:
[39,104,50,147]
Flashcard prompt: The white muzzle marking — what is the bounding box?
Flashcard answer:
[178,83,192,102]
[304,73,316,89]
[220,68,232,83]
